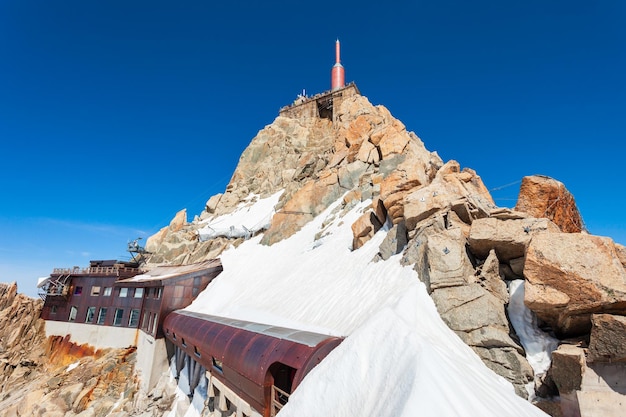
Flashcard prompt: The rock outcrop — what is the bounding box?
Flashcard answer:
[588,314,626,362]
[524,233,626,337]
[0,282,178,416]
[140,92,626,415]
[0,282,46,392]
[515,175,584,233]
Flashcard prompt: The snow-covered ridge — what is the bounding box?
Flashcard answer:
[197,192,283,241]
[178,194,548,417]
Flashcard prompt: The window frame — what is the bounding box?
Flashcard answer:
[128,309,140,327]
[85,306,96,323]
[113,308,124,326]
[151,313,158,335]
[69,306,78,322]
[97,307,108,324]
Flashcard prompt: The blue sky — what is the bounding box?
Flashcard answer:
[1,1,624,297]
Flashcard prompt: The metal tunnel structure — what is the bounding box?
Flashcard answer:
[163,310,343,416]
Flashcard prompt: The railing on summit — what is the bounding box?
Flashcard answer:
[51,266,139,276]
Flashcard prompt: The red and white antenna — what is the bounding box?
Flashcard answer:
[331,39,345,90]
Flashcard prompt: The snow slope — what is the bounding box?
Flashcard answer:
[180,193,548,416]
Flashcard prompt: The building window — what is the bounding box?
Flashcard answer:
[113,308,124,326]
[103,287,112,296]
[129,309,140,327]
[212,357,223,372]
[85,307,96,323]
[69,306,78,322]
[134,288,144,298]
[119,288,128,298]
[73,286,83,296]
[90,286,101,296]
[151,314,158,335]
[194,346,201,357]
[155,287,163,299]
[50,305,58,314]
[141,312,148,330]
[181,338,187,347]
[147,313,153,332]
[97,308,108,324]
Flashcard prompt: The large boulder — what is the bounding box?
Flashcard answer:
[415,226,474,293]
[351,209,384,250]
[514,175,584,233]
[431,283,533,397]
[404,160,494,231]
[550,344,585,395]
[405,214,535,398]
[379,156,430,225]
[468,217,560,262]
[588,314,626,363]
[376,222,408,261]
[524,233,626,336]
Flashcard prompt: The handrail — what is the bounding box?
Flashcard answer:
[279,82,359,113]
[51,266,140,276]
[270,385,290,416]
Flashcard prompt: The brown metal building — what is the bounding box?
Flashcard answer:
[116,260,223,338]
[39,259,223,337]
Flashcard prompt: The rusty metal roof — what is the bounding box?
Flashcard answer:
[176,310,334,347]
[163,310,342,414]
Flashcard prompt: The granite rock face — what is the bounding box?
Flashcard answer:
[141,92,626,414]
[588,314,626,362]
[523,232,626,337]
[515,175,584,233]
[0,282,178,417]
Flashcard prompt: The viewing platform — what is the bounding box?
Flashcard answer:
[51,265,141,277]
[279,82,360,122]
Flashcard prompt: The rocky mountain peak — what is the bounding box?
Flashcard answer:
[145,93,444,261]
[140,91,626,414]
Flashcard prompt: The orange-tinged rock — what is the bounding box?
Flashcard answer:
[351,210,383,249]
[405,161,496,231]
[515,175,584,233]
[379,129,410,158]
[262,173,341,245]
[345,115,372,146]
[524,232,626,336]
